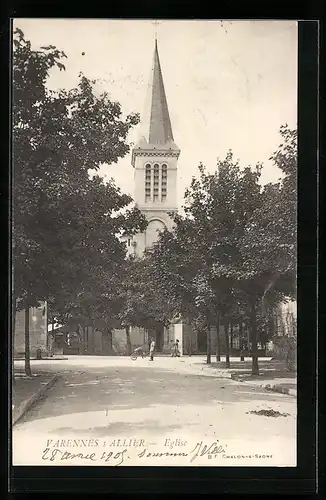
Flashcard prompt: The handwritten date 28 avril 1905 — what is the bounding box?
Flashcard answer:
[41,440,226,466]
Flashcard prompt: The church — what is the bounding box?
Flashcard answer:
[127,39,179,255]
[113,39,187,355]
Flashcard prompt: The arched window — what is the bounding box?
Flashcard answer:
[145,164,151,202]
[146,219,166,248]
[153,164,159,202]
[161,164,167,201]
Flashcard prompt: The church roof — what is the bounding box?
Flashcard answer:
[134,40,179,152]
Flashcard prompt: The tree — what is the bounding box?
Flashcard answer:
[117,256,180,353]
[267,125,297,370]
[236,127,297,373]
[147,214,219,363]
[13,28,146,374]
[180,157,265,371]
[145,135,296,375]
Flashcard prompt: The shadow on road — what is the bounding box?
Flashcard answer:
[190,359,285,371]
[15,363,295,429]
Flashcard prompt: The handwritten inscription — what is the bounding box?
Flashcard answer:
[138,449,188,459]
[189,440,226,463]
[42,448,97,462]
[136,440,225,462]
[41,438,272,465]
[42,447,128,466]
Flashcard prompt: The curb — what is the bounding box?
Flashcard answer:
[230,374,297,397]
[194,367,297,397]
[264,384,297,397]
[191,367,233,379]
[160,362,297,397]
[12,373,59,426]
[34,357,69,361]
[14,357,68,361]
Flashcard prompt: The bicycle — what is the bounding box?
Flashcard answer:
[130,348,148,360]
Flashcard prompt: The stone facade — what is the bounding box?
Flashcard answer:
[14,302,48,357]
[113,323,180,355]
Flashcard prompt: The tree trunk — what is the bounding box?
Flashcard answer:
[109,328,113,352]
[224,321,230,368]
[125,326,132,355]
[188,335,192,356]
[24,307,32,377]
[247,325,250,356]
[106,328,113,354]
[286,337,296,372]
[239,321,245,361]
[250,300,259,375]
[83,326,87,354]
[206,324,211,364]
[188,325,192,356]
[216,314,221,362]
[76,323,82,354]
[230,321,234,350]
[51,320,55,356]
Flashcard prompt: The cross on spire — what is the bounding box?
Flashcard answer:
[152,20,161,41]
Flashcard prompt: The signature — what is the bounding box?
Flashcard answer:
[189,440,226,463]
[137,441,226,463]
[42,448,128,466]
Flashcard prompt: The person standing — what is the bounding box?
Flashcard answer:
[175,339,181,357]
[149,337,155,361]
[171,339,180,357]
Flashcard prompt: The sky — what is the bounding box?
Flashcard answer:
[14,19,298,210]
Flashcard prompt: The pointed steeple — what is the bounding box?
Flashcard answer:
[135,40,179,151]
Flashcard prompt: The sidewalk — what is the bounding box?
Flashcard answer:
[12,371,59,425]
[180,356,297,397]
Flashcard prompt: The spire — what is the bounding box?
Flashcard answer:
[136,39,179,150]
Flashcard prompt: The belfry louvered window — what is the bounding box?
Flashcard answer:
[161,164,167,201]
[145,164,151,201]
[145,163,168,203]
[153,164,159,202]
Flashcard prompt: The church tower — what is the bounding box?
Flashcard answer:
[129,39,180,256]
[116,38,182,354]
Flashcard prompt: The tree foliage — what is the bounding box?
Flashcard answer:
[117,256,179,334]
[142,127,297,374]
[12,29,147,369]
